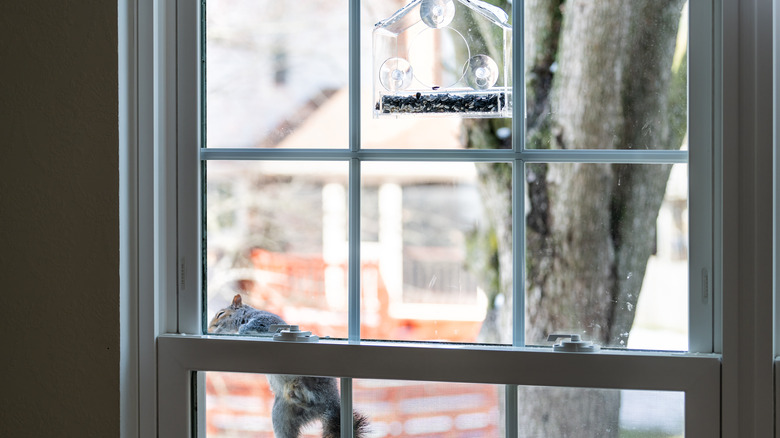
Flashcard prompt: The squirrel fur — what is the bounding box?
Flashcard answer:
[208,294,370,438]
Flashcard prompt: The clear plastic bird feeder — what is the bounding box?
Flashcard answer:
[373,0,512,118]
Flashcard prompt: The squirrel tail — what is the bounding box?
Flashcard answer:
[322,409,370,438]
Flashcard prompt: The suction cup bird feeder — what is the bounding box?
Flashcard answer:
[373,0,512,118]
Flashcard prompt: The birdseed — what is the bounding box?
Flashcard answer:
[379,92,506,114]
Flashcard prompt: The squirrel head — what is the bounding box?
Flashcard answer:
[207,294,285,335]
[207,294,249,334]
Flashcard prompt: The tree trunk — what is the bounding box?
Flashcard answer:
[467,0,687,435]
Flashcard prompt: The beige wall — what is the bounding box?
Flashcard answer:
[0,1,119,436]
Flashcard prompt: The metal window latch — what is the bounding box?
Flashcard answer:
[270,324,320,343]
[547,333,600,352]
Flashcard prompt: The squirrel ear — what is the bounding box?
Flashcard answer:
[231,294,243,308]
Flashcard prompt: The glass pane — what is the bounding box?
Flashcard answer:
[360,162,511,343]
[524,163,689,350]
[517,387,684,437]
[353,379,502,437]
[361,0,513,149]
[524,0,688,150]
[205,0,349,148]
[204,372,364,437]
[205,161,349,339]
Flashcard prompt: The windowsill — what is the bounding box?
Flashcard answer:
[179,332,707,356]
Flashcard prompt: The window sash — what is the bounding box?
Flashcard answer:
[185,0,714,349]
[151,0,722,436]
[158,335,721,437]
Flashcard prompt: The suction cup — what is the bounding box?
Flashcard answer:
[465,55,499,90]
[379,57,414,92]
[420,0,455,29]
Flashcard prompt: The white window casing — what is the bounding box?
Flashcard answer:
[117,0,778,436]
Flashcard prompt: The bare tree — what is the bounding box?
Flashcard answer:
[466,0,687,435]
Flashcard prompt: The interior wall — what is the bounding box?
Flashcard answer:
[0,1,119,436]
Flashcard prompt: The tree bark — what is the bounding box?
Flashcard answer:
[466,0,687,435]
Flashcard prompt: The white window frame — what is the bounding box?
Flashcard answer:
[117,0,777,436]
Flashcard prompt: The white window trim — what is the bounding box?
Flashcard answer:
[118,0,777,437]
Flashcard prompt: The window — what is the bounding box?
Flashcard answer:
[117,0,776,436]
[198,0,711,349]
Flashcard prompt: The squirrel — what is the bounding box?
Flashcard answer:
[208,294,370,438]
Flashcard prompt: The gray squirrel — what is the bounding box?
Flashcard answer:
[208,294,370,438]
